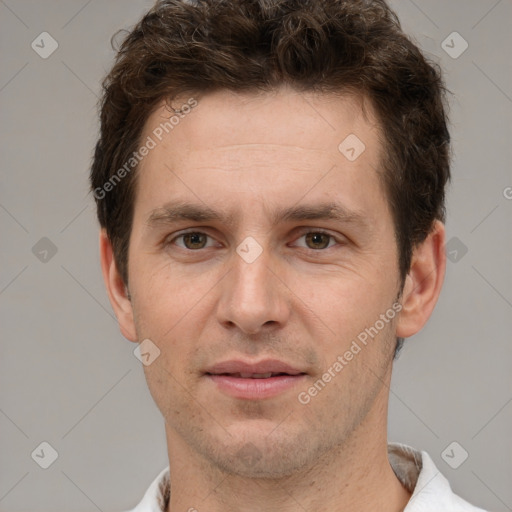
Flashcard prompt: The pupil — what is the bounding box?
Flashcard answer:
[307,233,328,249]
[186,233,204,248]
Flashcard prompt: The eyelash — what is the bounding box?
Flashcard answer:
[165,229,343,252]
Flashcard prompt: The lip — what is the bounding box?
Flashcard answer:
[205,359,305,376]
[207,374,307,399]
[204,359,308,400]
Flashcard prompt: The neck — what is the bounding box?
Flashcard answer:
[165,386,411,512]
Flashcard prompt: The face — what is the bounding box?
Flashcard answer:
[121,86,404,477]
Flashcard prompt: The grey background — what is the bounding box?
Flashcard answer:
[1,0,511,510]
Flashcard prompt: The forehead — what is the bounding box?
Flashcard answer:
[133,86,387,223]
[143,86,379,154]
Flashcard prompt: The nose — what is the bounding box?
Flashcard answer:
[216,242,291,335]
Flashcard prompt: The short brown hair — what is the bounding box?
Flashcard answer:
[90,0,450,295]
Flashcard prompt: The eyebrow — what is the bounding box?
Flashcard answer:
[146,200,369,230]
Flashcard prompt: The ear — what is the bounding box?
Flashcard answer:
[99,229,138,342]
[396,220,446,338]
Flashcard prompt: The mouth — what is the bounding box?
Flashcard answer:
[206,372,303,379]
[204,360,308,399]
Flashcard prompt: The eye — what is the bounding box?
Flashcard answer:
[292,231,340,250]
[165,229,343,252]
[169,231,216,250]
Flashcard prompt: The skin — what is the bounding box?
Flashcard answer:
[100,85,446,512]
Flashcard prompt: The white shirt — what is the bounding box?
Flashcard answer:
[125,442,487,512]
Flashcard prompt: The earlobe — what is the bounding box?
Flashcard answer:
[396,221,446,339]
[99,229,138,342]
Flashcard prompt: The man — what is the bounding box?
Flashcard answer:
[90,0,487,510]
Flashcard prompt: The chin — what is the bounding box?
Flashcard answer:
[201,426,317,479]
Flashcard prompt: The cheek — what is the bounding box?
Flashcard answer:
[130,260,216,368]
[131,258,196,322]
[295,266,396,339]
